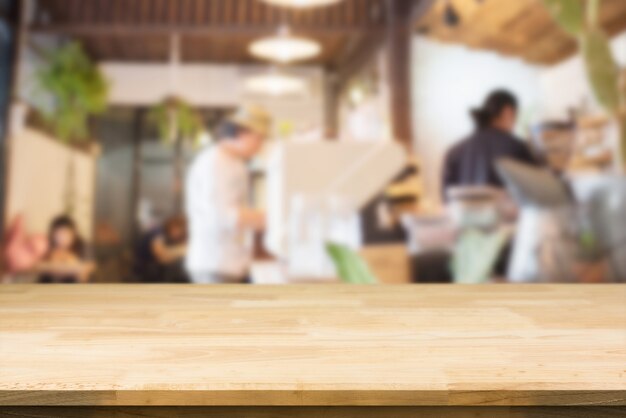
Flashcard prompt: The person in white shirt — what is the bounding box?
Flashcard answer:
[185,106,271,284]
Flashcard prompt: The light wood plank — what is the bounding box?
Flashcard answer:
[0,285,625,406]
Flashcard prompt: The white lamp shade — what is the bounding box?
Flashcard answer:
[244,73,307,96]
[249,35,321,63]
[261,0,343,7]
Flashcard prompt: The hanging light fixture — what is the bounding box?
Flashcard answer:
[261,0,343,8]
[244,71,307,96]
[249,26,321,63]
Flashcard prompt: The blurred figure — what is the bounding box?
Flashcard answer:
[135,215,188,283]
[38,215,94,283]
[185,106,271,284]
[442,89,537,198]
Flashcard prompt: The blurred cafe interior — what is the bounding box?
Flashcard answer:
[0,0,625,285]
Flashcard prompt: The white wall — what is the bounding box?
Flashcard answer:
[339,48,393,142]
[540,30,626,120]
[411,36,544,203]
[101,63,325,134]
[5,128,96,239]
[101,63,243,107]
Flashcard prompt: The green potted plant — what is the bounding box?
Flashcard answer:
[34,42,108,214]
[36,42,108,144]
[148,96,203,211]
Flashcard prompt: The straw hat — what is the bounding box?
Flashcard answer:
[229,105,272,138]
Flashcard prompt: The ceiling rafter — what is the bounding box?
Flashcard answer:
[32,0,402,64]
[415,0,626,65]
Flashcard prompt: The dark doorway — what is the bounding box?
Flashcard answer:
[90,106,230,282]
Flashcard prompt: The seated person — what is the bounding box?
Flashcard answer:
[135,215,188,283]
[442,89,538,199]
[38,215,94,283]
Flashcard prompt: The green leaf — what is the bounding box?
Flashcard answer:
[326,242,377,284]
[35,42,109,143]
[581,29,621,112]
[542,0,585,36]
[148,97,203,145]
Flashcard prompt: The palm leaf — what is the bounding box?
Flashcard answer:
[542,0,585,36]
[581,29,621,113]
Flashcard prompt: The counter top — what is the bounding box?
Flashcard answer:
[0,284,625,407]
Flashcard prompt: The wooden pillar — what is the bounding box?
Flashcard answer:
[173,135,184,214]
[324,70,340,140]
[385,0,415,152]
[130,108,145,245]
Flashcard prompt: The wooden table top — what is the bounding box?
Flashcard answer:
[0,284,625,407]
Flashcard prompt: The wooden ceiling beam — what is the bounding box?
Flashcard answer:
[410,0,437,29]
[29,23,380,37]
[334,0,432,82]
[414,0,626,65]
[330,0,431,149]
[334,32,384,88]
[385,0,422,151]
[33,0,398,65]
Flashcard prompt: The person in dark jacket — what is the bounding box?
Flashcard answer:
[442,89,537,199]
[135,215,188,283]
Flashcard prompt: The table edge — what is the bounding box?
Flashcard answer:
[1,389,625,407]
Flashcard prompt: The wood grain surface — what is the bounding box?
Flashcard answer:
[1,406,626,418]
[0,284,625,407]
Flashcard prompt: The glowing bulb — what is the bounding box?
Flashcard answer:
[261,0,343,8]
[249,35,321,63]
[244,73,307,96]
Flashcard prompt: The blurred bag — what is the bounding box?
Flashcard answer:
[3,215,48,275]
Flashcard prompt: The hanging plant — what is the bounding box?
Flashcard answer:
[148,96,204,212]
[35,42,109,143]
[148,96,203,145]
[34,42,108,215]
